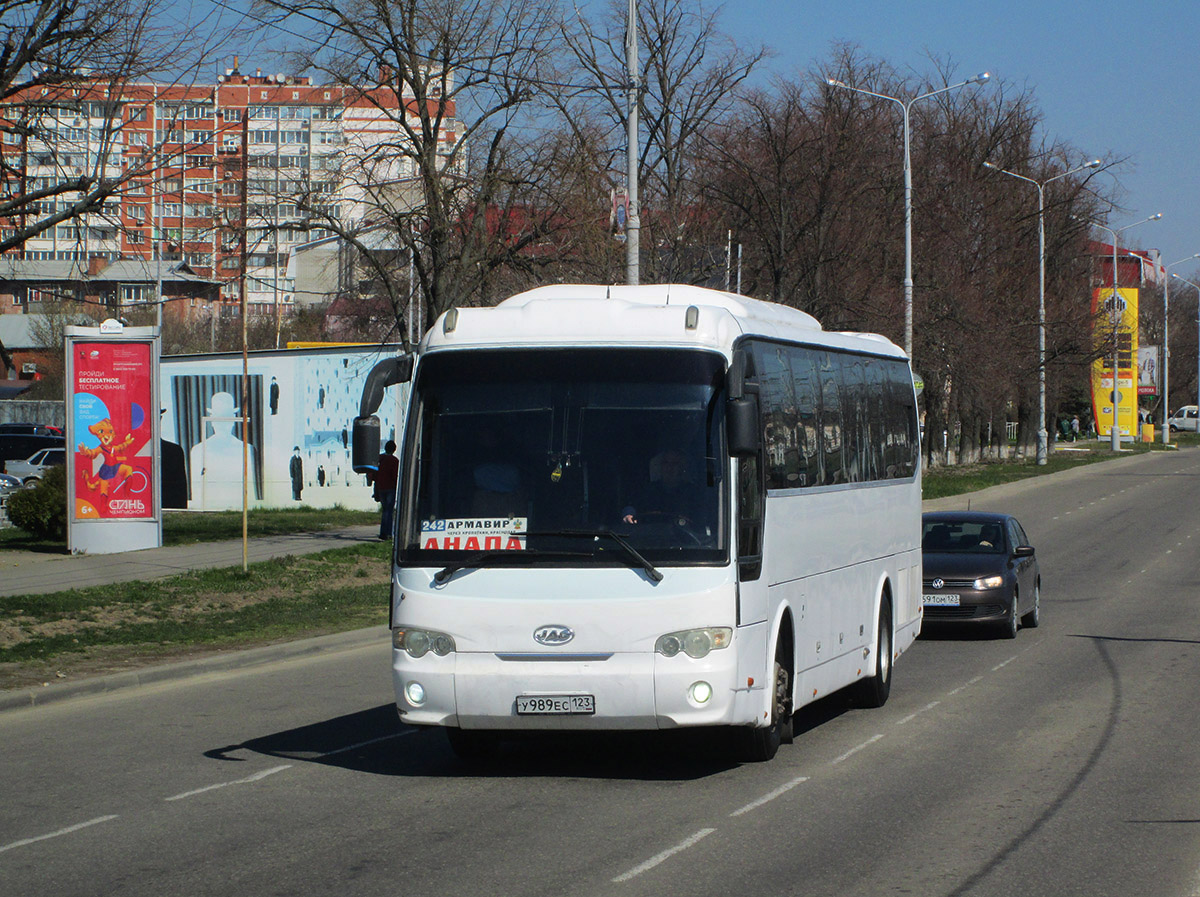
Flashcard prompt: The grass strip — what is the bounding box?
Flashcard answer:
[0,506,379,553]
[0,540,391,688]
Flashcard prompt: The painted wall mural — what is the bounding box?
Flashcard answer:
[160,346,406,511]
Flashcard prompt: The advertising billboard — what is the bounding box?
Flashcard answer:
[66,323,162,554]
[1090,287,1139,439]
[71,340,156,520]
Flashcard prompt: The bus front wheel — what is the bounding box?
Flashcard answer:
[734,644,792,762]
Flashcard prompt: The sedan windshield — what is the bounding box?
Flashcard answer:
[922,520,1006,554]
[398,348,728,569]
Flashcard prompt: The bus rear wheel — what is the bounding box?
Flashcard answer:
[855,598,892,708]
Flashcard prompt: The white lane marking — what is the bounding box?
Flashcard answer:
[992,656,1018,671]
[948,675,983,696]
[0,815,119,854]
[165,764,293,802]
[831,734,883,765]
[612,828,716,882]
[319,730,416,758]
[729,775,809,817]
[896,701,941,725]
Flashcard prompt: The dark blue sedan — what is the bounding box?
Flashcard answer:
[921,511,1041,638]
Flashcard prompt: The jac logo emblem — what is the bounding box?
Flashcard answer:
[534,625,574,646]
[932,578,945,589]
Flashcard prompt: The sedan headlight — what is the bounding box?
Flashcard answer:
[655,627,732,659]
[393,627,456,657]
[974,574,1004,590]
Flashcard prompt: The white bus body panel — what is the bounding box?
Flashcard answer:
[391,566,769,730]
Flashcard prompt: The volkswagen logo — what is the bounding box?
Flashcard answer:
[534,625,575,646]
[932,578,945,589]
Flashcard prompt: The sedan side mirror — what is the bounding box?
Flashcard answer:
[1014,545,1035,558]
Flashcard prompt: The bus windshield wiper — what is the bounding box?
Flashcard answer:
[433,549,590,585]
[531,529,663,583]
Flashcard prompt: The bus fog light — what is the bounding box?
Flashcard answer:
[405,681,427,705]
[690,681,713,704]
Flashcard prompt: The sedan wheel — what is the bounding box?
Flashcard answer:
[1000,589,1019,639]
[1021,582,1041,629]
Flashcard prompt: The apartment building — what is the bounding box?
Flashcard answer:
[0,63,460,323]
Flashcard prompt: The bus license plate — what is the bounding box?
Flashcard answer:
[515,694,595,715]
[923,594,960,606]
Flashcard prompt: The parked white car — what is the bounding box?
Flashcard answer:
[6,447,65,484]
[1167,406,1199,433]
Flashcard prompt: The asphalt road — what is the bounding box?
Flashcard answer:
[2,449,1199,897]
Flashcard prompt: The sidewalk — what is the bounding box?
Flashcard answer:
[0,525,381,598]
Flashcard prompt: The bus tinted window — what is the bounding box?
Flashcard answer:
[752,340,918,489]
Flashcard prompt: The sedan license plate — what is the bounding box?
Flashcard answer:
[923,593,961,607]
[515,694,595,715]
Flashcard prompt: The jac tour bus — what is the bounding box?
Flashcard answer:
[352,284,922,761]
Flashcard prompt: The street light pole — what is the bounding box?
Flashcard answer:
[983,158,1101,464]
[1159,254,1200,443]
[625,0,640,286]
[1170,273,1200,438]
[1083,214,1162,451]
[827,71,989,360]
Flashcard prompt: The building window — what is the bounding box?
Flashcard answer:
[224,109,243,122]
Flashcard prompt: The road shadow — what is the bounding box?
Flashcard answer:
[917,621,1008,641]
[203,703,743,781]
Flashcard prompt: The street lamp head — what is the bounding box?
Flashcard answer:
[826,77,847,88]
[971,72,991,84]
[982,160,998,169]
[1151,212,1163,220]
[1087,159,1102,168]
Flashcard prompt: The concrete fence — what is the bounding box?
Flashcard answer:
[0,399,65,428]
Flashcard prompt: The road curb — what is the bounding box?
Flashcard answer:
[921,449,1165,512]
[0,625,387,713]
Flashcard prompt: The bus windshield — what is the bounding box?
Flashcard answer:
[399,348,728,569]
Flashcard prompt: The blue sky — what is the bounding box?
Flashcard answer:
[718,0,1200,272]
[212,0,1199,272]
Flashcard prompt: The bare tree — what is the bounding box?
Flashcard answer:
[0,0,240,371]
[557,0,766,283]
[251,0,571,347]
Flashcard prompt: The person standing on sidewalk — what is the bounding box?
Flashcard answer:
[373,440,400,540]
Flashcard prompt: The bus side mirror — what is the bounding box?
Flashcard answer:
[352,416,382,473]
[728,397,760,456]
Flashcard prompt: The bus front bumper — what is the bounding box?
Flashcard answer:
[393,648,758,731]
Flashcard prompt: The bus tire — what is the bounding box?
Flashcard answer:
[735,643,791,762]
[856,597,892,708]
[446,727,500,761]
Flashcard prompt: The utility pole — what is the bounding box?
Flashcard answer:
[625,0,640,285]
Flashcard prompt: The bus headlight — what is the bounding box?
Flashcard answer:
[689,681,713,704]
[974,575,1004,590]
[393,627,456,658]
[655,627,732,659]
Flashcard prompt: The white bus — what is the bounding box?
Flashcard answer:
[352,284,922,761]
